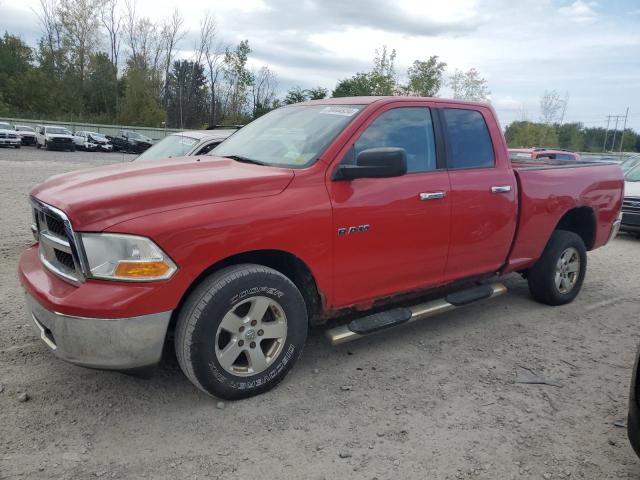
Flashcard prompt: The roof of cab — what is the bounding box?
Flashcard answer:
[296,96,492,109]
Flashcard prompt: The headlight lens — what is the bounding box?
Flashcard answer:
[80,233,177,281]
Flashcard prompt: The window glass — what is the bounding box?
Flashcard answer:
[353,107,437,173]
[136,134,198,161]
[556,154,574,161]
[213,105,364,168]
[443,109,495,169]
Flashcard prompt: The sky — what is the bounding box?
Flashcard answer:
[2,0,639,130]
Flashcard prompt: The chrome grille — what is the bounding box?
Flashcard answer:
[31,198,85,284]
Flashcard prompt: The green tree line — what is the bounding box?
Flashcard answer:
[505,121,640,153]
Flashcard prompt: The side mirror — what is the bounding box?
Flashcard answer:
[334,147,407,181]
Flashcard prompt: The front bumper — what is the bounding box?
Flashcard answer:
[26,293,171,370]
[0,138,21,146]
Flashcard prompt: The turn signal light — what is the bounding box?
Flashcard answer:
[114,261,172,279]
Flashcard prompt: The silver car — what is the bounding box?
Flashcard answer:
[135,129,237,161]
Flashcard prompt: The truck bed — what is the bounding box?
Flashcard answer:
[504,160,624,273]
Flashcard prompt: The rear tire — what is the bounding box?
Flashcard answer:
[527,230,587,306]
[175,264,308,400]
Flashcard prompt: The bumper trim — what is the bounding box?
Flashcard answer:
[26,294,172,370]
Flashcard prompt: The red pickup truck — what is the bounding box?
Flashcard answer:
[19,97,623,399]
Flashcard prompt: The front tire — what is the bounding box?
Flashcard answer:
[527,230,587,306]
[175,264,308,400]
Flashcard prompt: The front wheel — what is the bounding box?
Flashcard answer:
[527,230,587,305]
[175,264,308,400]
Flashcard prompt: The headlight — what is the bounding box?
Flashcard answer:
[80,233,177,281]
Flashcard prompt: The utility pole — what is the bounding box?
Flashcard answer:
[610,115,620,153]
[603,113,626,152]
[603,115,611,152]
[618,107,629,153]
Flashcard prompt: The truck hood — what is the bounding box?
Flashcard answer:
[32,156,295,231]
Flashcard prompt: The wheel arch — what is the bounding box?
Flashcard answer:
[171,249,324,329]
[554,206,596,250]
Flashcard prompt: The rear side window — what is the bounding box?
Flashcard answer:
[354,107,437,173]
[443,109,495,169]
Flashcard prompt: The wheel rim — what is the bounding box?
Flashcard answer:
[554,247,580,294]
[214,296,288,377]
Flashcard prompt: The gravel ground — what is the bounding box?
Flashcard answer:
[1,146,639,480]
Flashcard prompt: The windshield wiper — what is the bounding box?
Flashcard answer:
[220,154,268,166]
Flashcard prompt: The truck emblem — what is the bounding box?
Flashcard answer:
[338,225,370,236]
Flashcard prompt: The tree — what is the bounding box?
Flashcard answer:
[449,68,490,101]
[160,9,185,106]
[251,66,278,117]
[504,121,558,148]
[369,45,397,95]
[84,52,118,118]
[332,72,376,97]
[306,86,328,100]
[283,86,307,105]
[403,56,446,97]
[165,59,207,128]
[58,0,102,85]
[540,90,566,124]
[118,60,164,126]
[223,39,253,122]
[100,0,121,70]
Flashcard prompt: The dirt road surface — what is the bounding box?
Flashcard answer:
[1,147,639,479]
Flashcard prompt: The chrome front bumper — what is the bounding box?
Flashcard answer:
[608,215,622,243]
[26,294,172,370]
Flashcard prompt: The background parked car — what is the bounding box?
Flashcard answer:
[621,164,640,236]
[35,125,75,151]
[0,123,21,148]
[14,125,37,145]
[73,131,113,152]
[135,129,236,161]
[107,130,153,154]
[509,148,581,161]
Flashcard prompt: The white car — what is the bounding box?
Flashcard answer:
[0,122,21,149]
[35,125,76,151]
[14,125,37,146]
[135,129,237,161]
[73,131,113,152]
[621,164,640,235]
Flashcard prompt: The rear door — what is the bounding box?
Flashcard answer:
[329,103,451,307]
[440,106,517,281]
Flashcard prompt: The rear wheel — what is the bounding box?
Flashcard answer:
[527,230,587,305]
[175,264,308,399]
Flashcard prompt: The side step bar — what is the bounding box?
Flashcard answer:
[325,282,507,346]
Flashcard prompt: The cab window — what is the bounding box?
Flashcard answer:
[443,108,495,169]
[352,107,437,173]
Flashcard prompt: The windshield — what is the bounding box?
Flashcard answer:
[0,123,12,130]
[46,127,71,135]
[626,165,640,182]
[136,134,199,161]
[211,104,364,168]
[16,126,34,132]
[127,131,149,141]
[87,132,107,141]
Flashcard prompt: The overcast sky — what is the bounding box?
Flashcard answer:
[2,0,639,130]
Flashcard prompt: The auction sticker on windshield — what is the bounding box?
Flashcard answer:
[319,106,360,117]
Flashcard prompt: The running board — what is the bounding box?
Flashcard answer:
[325,282,507,346]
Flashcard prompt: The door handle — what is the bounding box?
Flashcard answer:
[420,191,446,201]
[491,185,512,194]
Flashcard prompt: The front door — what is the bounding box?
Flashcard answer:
[328,105,451,307]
